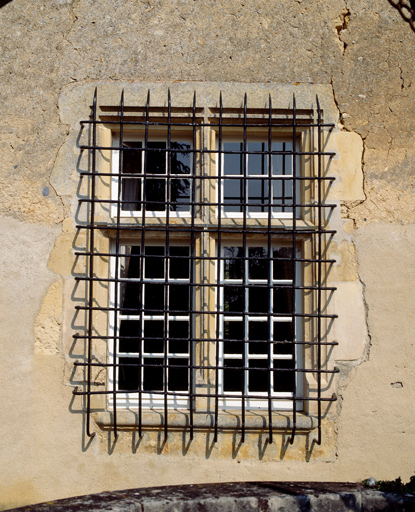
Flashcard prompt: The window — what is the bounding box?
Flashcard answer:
[74,89,338,445]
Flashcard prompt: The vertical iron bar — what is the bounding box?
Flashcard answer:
[214,92,223,443]
[138,90,151,438]
[163,89,172,442]
[241,93,248,444]
[289,94,297,445]
[189,91,197,440]
[316,95,323,445]
[112,90,125,439]
[85,87,98,439]
[267,94,273,444]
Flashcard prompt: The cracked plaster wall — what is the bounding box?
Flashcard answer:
[1,0,415,509]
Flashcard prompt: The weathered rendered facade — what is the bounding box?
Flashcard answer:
[1,0,414,510]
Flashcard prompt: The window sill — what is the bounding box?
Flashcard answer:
[94,410,317,431]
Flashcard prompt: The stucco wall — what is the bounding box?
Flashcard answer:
[1,0,414,509]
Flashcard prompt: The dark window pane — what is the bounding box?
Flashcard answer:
[122,178,141,211]
[248,321,268,355]
[119,320,140,353]
[249,359,268,392]
[169,321,189,354]
[223,321,244,354]
[171,142,191,174]
[144,283,164,312]
[248,178,268,212]
[224,178,243,212]
[170,247,189,279]
[273,248,294,280]
[122,142,142,211]
[223,359,243,392]
[224,247,244,280]
[224,286,244,312]
[273,322,294,355]
[120,247,141,312]
[168,358,188,391]
[145,178,165,211]
[247,143,267,176]
[273,287,293,314]
[169,284,189,312]
[144,320,164,353]
[143,358,163,391]
[118,357,139,391]
[249,287,268,313]
[272,142,292,176]
[145,246,164,278]
[223,143,243,175]
[248,247,268,280]
[171,178,190,211]
[273,358,295,393]
[146,142,166,174]
[272,142,293,212]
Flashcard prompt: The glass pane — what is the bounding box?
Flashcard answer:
[224,286,244,312]
[147,142,166,174]
[169,321,189,354]
[144,320,164,354]
[223,178,243,212]
[223,143,242,175]
[273,248,293,280]
[247,142,267,176]
[119,320,140,353]
[249,359,268,392]
[143,358,163,391]
[145,246,164,278]
[223,359,243,392]
[171,142,191,174]
[272,142,292,175]
[168,358,188,391]
[224,247,244,280]
[169,284,189,312]
[118,357,139,391]
[248,178,268,212]
[144,283,164,312]
[223,321,244,355]
[273,322,294,355]
[170,247,189,279]
[273,287,293,314]
[121,142,142,211]
[248,321,268,355]
[249,286,268,313]
[273,358,295,393]
[272,142,293,213]
[120,247,141,312]
[145,178,165,211]
[171,178,190,211]
[248,247,268,280]
[122,178,141,212]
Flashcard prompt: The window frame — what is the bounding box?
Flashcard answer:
[74,88,339,444]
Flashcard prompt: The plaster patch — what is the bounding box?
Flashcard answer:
[328,131,365,202]
[333,281,368,362]
[34,279,63,355]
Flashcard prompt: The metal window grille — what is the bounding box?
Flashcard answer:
[74,89,339,445]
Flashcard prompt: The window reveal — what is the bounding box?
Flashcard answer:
[74,89,339,445]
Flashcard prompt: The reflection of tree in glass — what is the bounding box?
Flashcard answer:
[248,247,268,279]
[170,142,190,210]
[224,286,244,312]
[224,247,244,280]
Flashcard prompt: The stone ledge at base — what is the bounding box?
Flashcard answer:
[7,482,415,512]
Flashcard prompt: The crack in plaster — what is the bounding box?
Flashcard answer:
[334,3,350,56]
